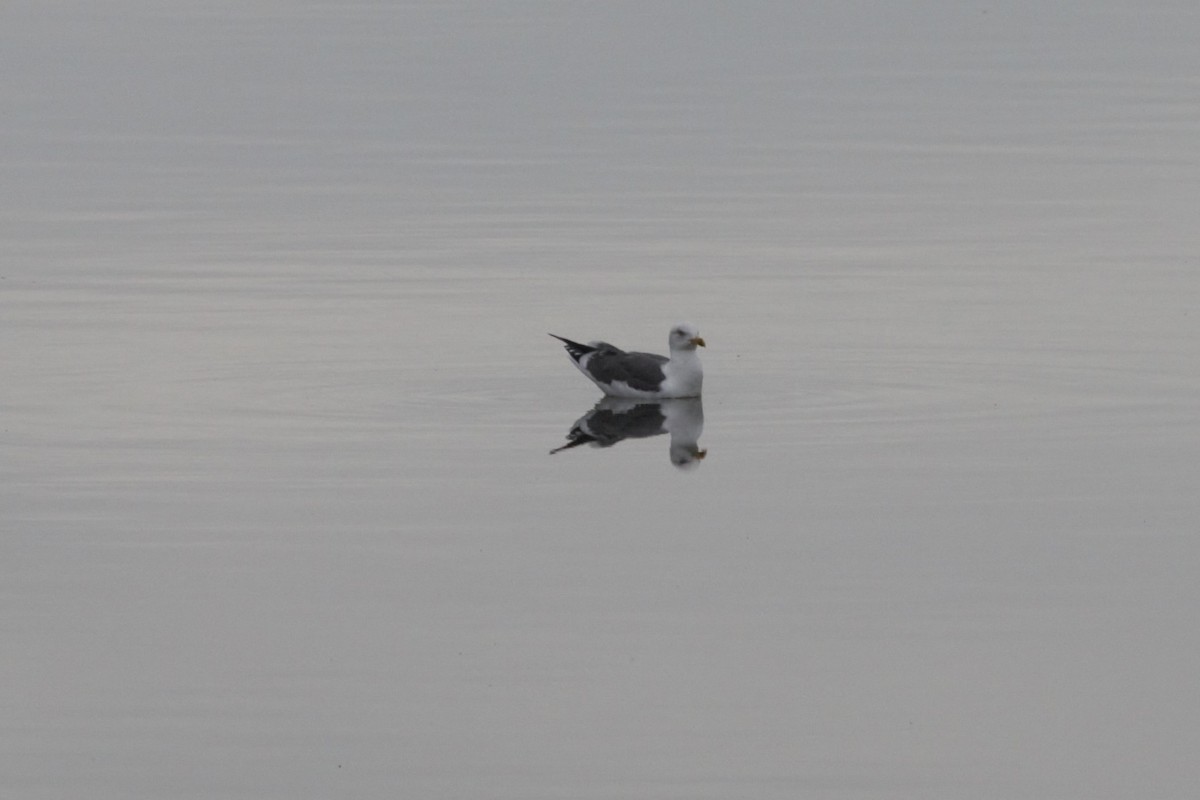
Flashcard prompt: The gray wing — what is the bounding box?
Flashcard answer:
[584,346,668,392]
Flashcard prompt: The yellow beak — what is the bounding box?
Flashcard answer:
[690,336,706,347]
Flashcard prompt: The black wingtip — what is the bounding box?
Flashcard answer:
[548,333,595,363]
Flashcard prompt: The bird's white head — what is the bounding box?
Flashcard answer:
[668,322,706,352]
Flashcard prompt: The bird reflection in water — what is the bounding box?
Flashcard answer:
[550,397,706,470]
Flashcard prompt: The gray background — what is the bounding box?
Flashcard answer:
[5,2,1199,797]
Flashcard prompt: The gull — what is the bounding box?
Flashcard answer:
[549,323,705,398]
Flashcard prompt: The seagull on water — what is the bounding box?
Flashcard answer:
[549,323,705,399]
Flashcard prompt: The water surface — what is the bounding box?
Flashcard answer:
[4,3,1199,798]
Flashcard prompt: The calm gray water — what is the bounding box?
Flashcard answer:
[5,3,1199,798]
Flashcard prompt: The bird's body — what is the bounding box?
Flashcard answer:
[549,323,705,398]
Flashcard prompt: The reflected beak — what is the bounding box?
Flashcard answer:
[690,336,706,347]
[694,448,707,460]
